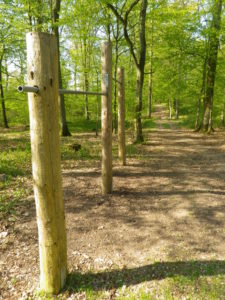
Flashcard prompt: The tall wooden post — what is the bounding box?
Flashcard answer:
[118,67,126,166]
[101,42,112,195]
[26,32,67,294]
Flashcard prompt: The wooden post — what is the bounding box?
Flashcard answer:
[26,32,67,294]
[101,42,112,195]
[118,67,126,166]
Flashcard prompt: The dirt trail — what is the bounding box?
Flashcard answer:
[1,104,225,298]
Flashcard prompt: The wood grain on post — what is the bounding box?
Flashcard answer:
[118,67,126,166]
[101,42,112,195]
[26,32,67,294]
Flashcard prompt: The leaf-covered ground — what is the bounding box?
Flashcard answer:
[1,105,225,299]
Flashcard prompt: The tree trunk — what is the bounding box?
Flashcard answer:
[221,98,225,127]
[148,61,153,118]
[53,0,71,136]
[118,67,126,165]
[169,98,172,119]
[195,98,201,130]
[0,52,9,128]
[107,0,147,143]
[134,67,144,142]
[113,40,119,134]
[84,39,89,120]
[134,0,147,142]
[175,99,179,120]
[84,73,89,120]
[148,20,153,118]
[202,0,222,132]
[96,72,100,136]
[113,20,120,134]
[195,55,207,131]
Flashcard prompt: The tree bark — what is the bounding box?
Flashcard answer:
[107,0,147,143]
[221,97,225,127]
[169,98,172,119]
[148,61,153,118]
[175,99,179,120]
[96,72,100,136]
[112,19,120,134]
[195,98,201,130]
[134,0,147,142]
[52,0,71,136]
[148,20,153,118]
[135,67,144,142]
[84,39,89,120]
[113,37,119,133]
[0,51,9,128]
[195,55,207,131]
[84,73,89,120]
[118,67,126,166]
[202,0,222,132]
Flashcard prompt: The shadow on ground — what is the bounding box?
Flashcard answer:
[66,260,225,292]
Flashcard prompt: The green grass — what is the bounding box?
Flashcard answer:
[142,118,157,129]
[0,184,31,217]
[0,134,31,176]
[161,123,171,129]
[67,119,100,133]
[52,262,225,300]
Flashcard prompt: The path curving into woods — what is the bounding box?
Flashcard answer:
[1,104,225,298]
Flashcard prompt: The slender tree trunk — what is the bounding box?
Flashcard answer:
[118,67,126,165]
[84,73,89,120]
[169,98,172,119]
[36,0,44,30]
[134,0,147,142]
[221,97,225,127]
[176,58,181,120]
[28,1,33,27]
[113,37,119,133]
[175,99,179,120]
[148,20,153,118]
[107,0,147,143]
[84,39,89,120]
[135,67,144,142]
[195,55,207,131]
[0,52,8,128]
[148,63,153,118]
[202,0,222,133]
[112,19,120,134]
[195,98,201,130]
[53,0,71,136]
[96,72,100,136]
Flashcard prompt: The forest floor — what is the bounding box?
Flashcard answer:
[1,105,225,299]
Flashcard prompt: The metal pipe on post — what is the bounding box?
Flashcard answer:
[118,67,126,166]
[101,42,112,195]
[26,32,67,294]
[18,85,39,93]
[18,87,106,97]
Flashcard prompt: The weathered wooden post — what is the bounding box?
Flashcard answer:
[118,67,126,166]
[26,32,67,294]
[101,42,112,195]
